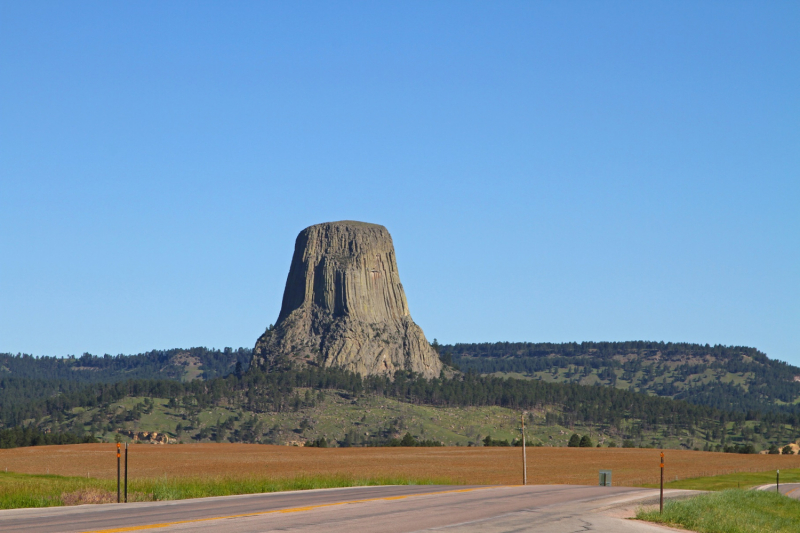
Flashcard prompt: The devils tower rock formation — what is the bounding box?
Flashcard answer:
[252,221,443,379]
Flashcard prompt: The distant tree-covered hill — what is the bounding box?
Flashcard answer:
[0,347,251,383]
[4,365,799,453]
[442,341,800,414]
[0,348,251,426]
[1,344,799,452]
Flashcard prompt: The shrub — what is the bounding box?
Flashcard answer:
[387,433,443,447]
[512,439,541,447]
[723,443,757,454]
[768,444,780,455]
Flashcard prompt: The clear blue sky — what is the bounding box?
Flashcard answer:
[1,2,798,365]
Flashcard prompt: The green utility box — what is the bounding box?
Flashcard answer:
[599,470,612,486]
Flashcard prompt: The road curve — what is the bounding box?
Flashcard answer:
[755,482,800,500]
[0,484,695,533]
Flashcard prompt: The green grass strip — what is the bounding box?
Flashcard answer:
[0,471,116,509]
[136,474,453,501]
[0,471,455,510]
[642,468,800,491]
[637,490,800,533]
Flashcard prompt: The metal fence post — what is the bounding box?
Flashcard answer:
[521,412,527,486]
[125,443,128,503]
[116,442,121,504]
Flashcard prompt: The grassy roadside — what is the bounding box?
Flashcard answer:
[0,471,454,510]
[637,490,800,533]
[642,468,800,491]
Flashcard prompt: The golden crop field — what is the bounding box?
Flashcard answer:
[2,444,799,486]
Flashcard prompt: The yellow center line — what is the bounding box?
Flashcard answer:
[83,486,507,533]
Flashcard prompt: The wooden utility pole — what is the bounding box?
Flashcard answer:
[659,451,664,514]
[521,412,527,485]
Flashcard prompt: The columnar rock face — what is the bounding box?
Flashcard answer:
[252,221,443,378]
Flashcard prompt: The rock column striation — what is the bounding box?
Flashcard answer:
[252,221,443,378]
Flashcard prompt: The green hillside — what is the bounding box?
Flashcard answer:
[443,341,800,413]
[3,342,800,453]
[27,388,800,453]
[5,364,800,454]
[0,348,250,427]
[5,341,800,416]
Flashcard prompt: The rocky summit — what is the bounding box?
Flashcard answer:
[252,221,443,378]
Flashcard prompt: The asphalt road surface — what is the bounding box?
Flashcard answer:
[0,484,699,533]
[756,482,800,500]
[783,483,800,499]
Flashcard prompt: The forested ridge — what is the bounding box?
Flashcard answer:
[0,426,97,449]
[2,342,799,452]
[0,348,250,430]
[442,341,800,414]
[5,341,799,415]
[4,363,800,451]
[0,347,251,383]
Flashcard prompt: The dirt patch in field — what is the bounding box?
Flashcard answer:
[1,444,798,486]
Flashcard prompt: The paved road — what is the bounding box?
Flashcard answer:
[0,485,697,533]
[755,482,800,500]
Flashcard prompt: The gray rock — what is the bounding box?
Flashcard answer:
[252,221,443,379]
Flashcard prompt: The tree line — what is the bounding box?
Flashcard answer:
[7,364,799,445]
[442,341,800,414]
[0,426,97,449]
[0,347,251,384]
